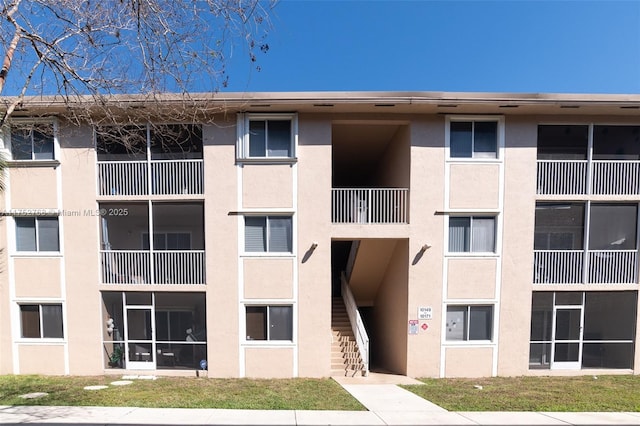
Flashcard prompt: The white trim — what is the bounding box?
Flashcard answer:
[237,116,246,377]
[53,119,70,374]
[235,112,299,377]
[236,113,298,160]
[441,115,505,378]
[445,116,505,161]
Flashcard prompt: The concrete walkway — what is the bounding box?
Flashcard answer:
[1,372,640,425]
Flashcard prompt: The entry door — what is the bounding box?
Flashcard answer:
[124,307,155,370]
[551,306,583,370]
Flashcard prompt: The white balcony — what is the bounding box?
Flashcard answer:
[592,161,640,195]
[588,250,638,284]
[534,250,637,285]
[536,160,587,195]
[537,160,640,195]
[534,250,584,284]
[97,159,204,196]
[332,188,408,224]
[101,250,205,285]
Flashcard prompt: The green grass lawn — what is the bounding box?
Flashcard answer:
[403,375,640,412]
[0,375,365,410]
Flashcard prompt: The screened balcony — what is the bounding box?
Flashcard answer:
[537,125,640,195]
[96,124,204,196]
[533,203,638,285]
[100,202,205,285]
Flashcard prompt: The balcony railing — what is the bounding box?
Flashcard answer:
[592,161,640,195]
[537,160,640,195]
[534,249,637,284]
[331,188,408,224]
[101,250,205,285]
[588,250,638,284]
[536,160,587,195]
[97,159,204,196]
[533,250,584,284]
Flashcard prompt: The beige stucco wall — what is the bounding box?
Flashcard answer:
[296,114,332,377]
[9,167,58,208]
[374,124,411,189]
[18,344,66,375]
[444,347,493,377]
[448,164,500,210]
[447,258,497,300]
[0,180,11,373]
[406,115,445,378]
[14,258,61,298]
[242,164,293,209]
[244,258,293,299]
[497,117,538,376]
[244,347,293,378]
[204,120,240,377]
[371,240,409,375]
[59,123,104,375]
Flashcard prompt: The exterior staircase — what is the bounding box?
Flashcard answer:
[331,297,366,377]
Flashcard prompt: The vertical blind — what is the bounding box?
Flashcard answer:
[448,217,495,253]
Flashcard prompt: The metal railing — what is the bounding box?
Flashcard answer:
[588,250,638,284]
[151,160,204,195]
[101,250,205,285]
[533,250,584,284]
[341,272,369,376]
[98,161,148,196]
[332,188,408,224]
[592,161,640,195]
[537,160,640,195]
[536,160,587,195]
[154,250,206,284]
[97,159,204,196]
[533,249,637,284]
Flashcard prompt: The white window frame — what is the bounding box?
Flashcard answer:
[243,215,293,254]
[18,303,64,339]
[447,215,497,254]
[446,116,504,160]
[237,113,297,160]
[445,305,494,342]
[6,120,57,161]
[14,216,60,253]
[244,304,294,342]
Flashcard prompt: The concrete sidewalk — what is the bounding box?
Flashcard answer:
[1,372,640,425]
[2,405,640,425]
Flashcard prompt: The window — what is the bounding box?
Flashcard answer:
[142,233,191,250]
[20,304,64,338]
[448,216,495,253]
[245,305,293,341]
[245,216,292,253]
[15,217,60,252]
[238,115,295,159]
[10,123,54,161]
[449,120,498,158]
[446,305,493,341]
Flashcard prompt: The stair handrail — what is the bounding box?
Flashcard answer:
[340,271,369,376]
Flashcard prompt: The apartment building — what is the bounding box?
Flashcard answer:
[1,91,639,378]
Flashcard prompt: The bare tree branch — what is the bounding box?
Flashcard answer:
[0,0,277,127]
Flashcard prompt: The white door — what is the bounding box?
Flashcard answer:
[550,306,583,370]
[124,306,156,370]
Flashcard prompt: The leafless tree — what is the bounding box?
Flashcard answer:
[0,0,276,126]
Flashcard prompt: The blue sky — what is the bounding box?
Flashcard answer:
[221,0,640,94]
